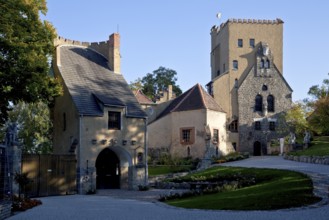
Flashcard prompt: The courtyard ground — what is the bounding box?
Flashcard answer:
[8,156,329,220]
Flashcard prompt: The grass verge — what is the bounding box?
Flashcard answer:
[166,166,321,210]
[289,136,329,156]
[148,165,193,176]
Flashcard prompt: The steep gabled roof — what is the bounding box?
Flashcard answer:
[156,84,225,120]
[133,90,154,105]
[57,45,147,118]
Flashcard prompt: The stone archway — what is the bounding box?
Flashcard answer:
[253,141,262,156]
[96,148,120,189]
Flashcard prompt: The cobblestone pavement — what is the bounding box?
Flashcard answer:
[8,156,329,220]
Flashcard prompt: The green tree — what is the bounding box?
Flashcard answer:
[7,101,53,153]
[285,103,309,137]
[305,73,329,135]
[131,66,182,101]
[0,0,62,125]
[308,97,329,135]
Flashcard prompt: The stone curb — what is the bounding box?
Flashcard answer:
[284,155,329,165]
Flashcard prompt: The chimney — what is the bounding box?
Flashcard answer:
[108,33,121,73]
[168,85,173,100]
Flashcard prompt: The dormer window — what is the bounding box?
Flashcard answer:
[108,111,121,130]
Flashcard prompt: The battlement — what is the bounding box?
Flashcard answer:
[54,36,108,47]
[54,33,121,73]
[211,18,284,33]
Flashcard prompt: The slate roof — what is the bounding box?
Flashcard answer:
[156,84,225,120]
[57,45,147,118]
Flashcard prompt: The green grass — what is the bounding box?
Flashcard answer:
[148,165,193,176]
[166,166,321,210]
[289,136,329,156]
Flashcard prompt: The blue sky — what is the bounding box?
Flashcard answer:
[44,0,329,101]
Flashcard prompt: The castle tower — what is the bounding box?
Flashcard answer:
[207,19,292,154]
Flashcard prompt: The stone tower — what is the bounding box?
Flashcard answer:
[207,19,292,154]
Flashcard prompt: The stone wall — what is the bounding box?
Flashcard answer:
[284,155,329,165]
[238,58,292,154]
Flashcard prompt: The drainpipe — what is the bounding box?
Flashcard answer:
[144,118,148,185]
[78,114,83,194]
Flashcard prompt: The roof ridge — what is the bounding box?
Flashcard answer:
[197,84,207,109]
[170,85,197,113]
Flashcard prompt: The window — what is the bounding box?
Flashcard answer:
[63,113,66,131]
[255,95,263,112]
[262,85,268,91]
[137,152,144,164]
[108,111,121,130]
[255,121,261,130]
[217,70,220,76]
[260,59,265,68]
[223,63,226,72]
[267,95,275,112]
[229,120,238,132]
[265,59,270,69]
[180,127,195,145]
[213,129,219,143]
[233,60,238,70]
[269,121,276,131]
[250,38,255,48]
[238,39,243,47]
[206,82,213,96]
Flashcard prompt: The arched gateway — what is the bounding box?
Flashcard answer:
[96,148,120,189]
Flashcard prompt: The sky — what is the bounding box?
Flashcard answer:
[44,0,329,102]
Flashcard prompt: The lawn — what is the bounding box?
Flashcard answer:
[148,165,193,176]
[289,136,329,156]
[165,166,321,210]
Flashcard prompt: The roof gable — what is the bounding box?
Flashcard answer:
[156,84,225,120]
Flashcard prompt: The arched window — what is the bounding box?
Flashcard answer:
[265,59,270,69]
[267,95,275,112]
[255,95,263,112]
[260,59,264,68]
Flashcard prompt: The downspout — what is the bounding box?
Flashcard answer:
[78,114,83,194]
[144,118,148,185]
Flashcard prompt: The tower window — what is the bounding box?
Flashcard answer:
[223,63,226,72]
[238,39,243,48]
[250,38,255,48]
[233,60,238,70]
[255,121,261,130]
[267,95,275,112]
[229,120,238,132]
[260,59,265,68]
[269,121,276,131]
[265,59,270,69]
[255,95,263,112]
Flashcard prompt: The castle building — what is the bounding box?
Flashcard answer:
[207,19,293,155]
[52,33,148,193]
